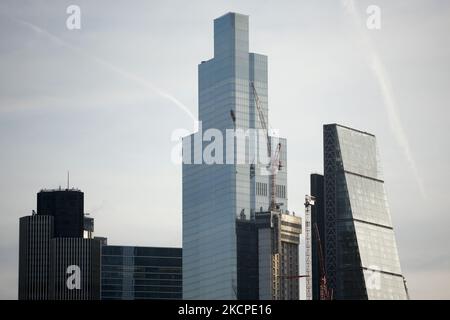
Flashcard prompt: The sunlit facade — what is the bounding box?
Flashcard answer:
[182,12,288,299]
[323,124,408,300]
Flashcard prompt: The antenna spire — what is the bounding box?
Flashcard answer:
[67,171,70,190]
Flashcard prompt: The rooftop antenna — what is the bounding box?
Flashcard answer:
[67,171,70,190]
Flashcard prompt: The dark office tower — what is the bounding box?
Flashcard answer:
[19,188,101,300]
[101,246,182,300]
[236,219,259,300]
[49,238,101,300]
[37,189,84,238]
[18,215,54,300]
[323,124,407,300]
[310,174,325,300]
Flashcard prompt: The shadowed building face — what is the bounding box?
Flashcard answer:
[323,124,407,300]
[37,189,84,238]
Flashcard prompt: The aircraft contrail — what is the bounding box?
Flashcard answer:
[341,0,426,198]
[8,16,198,130]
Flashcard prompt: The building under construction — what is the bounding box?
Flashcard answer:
[182,12,294,299]
[236,210,301,300]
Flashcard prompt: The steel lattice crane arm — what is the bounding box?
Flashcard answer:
[250,82,271,157]
[250,81,281,211]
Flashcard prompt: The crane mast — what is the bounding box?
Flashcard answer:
[250,82,281,211]
[314,223,332,300]
[304,195,314,300]
[305,195,332,300]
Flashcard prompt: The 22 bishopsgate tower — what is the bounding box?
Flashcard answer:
[182,13,293,299]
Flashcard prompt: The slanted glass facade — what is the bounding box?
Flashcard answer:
[101,246,182,300]
[182,13,288,299]
[324,124,407,300]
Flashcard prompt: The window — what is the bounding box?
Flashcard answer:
[256,182,267,197]
[276,185,286,199]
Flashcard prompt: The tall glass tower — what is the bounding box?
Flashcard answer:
[182,13,288,299]
[323,124,408,299]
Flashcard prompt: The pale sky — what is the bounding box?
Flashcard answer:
[1,0,449,299]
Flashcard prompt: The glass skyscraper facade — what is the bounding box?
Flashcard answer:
[323,124,408,300]
[182,13,288,299]
[101,246,182,300]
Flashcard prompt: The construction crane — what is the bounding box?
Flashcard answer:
[250,82,282,211]
[304,195,332,300]
[304,195,314,300]
[280,274,309,300]
[314,223,332,300]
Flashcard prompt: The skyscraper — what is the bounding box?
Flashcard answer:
[19,188,101,300]
[322,124,408,299]
[182,12,289,299]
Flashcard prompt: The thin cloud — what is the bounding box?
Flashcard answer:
[4,15,198,130]
[341,0,426,198]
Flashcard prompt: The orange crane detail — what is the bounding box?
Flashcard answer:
[313,223,332,300]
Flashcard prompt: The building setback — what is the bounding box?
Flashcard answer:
[101,246,182,300]
[19,189,101,300]
[37,189,84,238]
[322,124,408,299]
[183,12,291,300]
